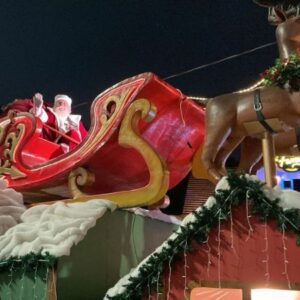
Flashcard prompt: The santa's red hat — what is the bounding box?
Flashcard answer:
[54,94,72,105]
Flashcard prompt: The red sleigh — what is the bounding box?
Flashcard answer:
[0,73,205,207]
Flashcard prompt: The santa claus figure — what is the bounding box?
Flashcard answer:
[31,93,87,152]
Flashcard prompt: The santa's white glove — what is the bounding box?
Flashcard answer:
[60,143,70,153]
[32,93,43,116]
[67,117,79,130]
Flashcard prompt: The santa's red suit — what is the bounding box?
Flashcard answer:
[30,95,87,152]
[40,107,87,151]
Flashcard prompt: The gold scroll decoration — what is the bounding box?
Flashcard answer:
[67,98,170,208]
[0,123,26,179]
[0,119,11,144]
[87,89,128,150]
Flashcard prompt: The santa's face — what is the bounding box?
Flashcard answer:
[54,99,71,116]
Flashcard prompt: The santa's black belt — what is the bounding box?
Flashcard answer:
[253,89,275,134]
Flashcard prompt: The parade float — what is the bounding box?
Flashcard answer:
[2,0,300,299]
[0,72,205,207]
[105,1,300,299]
[0,72,205,299]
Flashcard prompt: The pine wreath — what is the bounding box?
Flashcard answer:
[260,54,300,92]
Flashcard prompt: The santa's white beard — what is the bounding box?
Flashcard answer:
[54,109,70,119]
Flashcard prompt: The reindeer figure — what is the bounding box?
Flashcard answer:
[202,3,300,181]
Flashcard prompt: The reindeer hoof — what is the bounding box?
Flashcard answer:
[207,168,222,183]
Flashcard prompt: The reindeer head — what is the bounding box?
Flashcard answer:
[254,1,300,59]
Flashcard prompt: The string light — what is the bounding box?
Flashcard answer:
[166,254,174,300]
[234,79,264,93]
[188,78,264,105]
[217,210,222,288]
[183,239,189,300]
[19,264,26,299]
[281,223,291,289]
[105,173,300,299]
[245,191,254,241]
[156,271,161,300]
[6,260,14,299]
[262,220,270,285]
[43,267,50,300]
[205,236,212,277]
[32,261,39,300]
[188,96,209,101]
[229,203,237,256]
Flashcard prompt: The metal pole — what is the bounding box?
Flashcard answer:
[262,131,277,187]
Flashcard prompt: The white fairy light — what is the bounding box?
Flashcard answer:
[217,210,222,288]
[183,239,189,300]
[188,96,209,101]
[166,254,174,300]
[281,223,291,289]
[204,236,212,277]
[6,261,14,299]
[19,264,26,299]
[156,271,161,300]
[43,267,50,300]
[229,204,237,256]
[262,221,270,285]
[245,191,254,241]
[234,79,264,94]
[32,261,39,300]
[189,79,264,105]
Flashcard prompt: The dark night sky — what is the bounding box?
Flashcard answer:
[0,0,277,123]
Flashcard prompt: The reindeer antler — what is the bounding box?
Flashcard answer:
[254,0,300,25]
[254,0,300,7]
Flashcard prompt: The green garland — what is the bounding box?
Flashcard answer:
[260,54,300,92]
[105,173,300,300]
[0,251,57,279]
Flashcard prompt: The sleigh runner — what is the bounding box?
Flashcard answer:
[0,73,205,207]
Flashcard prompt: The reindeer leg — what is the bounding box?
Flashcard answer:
[238,137,262,174]
[202,97,237,181]
[201,122,232,181]
[250,156,263,175]
[214,129,244,177]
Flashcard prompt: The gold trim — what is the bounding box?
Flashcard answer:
[88,89,129,150]
[0,119,10,144]
[60,98,169,208]
[68,167,95,198]
[0,123,26,178]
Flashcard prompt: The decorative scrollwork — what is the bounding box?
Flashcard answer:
[68,167,95,198]
[0,119,10,144]
[66,98,169,208]
[0,123,26,179]
[89,89,130,149]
